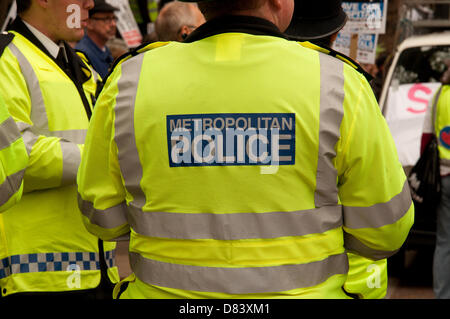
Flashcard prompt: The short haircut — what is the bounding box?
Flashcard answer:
[16,0,32,15]
[198,0,266,20]
[155,1,200,41]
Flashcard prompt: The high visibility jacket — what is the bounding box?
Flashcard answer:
[432,86,450,163]
[78,16,414,299]
[299,41,388,299]
[0,94,28,213]
[0,29,119,296]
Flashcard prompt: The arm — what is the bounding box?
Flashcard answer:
[0,47,83,192]
[77,67,130,241]
[0,94,28,212]
[336,66,414,260]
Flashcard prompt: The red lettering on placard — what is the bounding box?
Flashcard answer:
[406,84,432,114]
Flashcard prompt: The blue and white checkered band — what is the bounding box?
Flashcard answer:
[0,250,116,279]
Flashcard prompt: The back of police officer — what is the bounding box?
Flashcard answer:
[78,0,414,298]
[0,0,119,298]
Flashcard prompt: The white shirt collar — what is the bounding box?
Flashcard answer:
[22,20,61,59]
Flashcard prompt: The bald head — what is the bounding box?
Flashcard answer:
[155,1,205,42]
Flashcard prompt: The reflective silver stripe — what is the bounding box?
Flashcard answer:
[0,169,25,207]
[52,129,87,144]
[344,232,399,260]
[60,141,81,185]
[17,122,39,155]
[315,54,345,207]
[114,54,146,209]
[0,117,21,150]
[78,193,129,229]
[129,252,348,294]
[8,43,49,135]
[343,180,412,229]
[128,205,342,240]
[441,158,450,166]
[21,130,39,155]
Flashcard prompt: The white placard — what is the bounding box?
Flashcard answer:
[341,0,387,34]
[1,0,16,32]
[332,33,378,64]
[384,82,442,166]
[106,0,142,48]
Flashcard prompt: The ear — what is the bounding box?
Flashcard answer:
[35,0,50,9]
[268,0,283,11]
[178,25,190,41]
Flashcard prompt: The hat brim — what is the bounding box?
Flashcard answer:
[90,4,119,15]
[285,11,348,41]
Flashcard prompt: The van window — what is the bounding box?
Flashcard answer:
[392,46,450,85]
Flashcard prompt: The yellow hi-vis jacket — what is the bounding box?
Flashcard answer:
[0,94,28,213]
[431,85,450,166]
[78,30,414,298]
[0,30,119,296]
[299,41,388,299]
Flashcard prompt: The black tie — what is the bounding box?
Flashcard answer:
[56,47,71,75]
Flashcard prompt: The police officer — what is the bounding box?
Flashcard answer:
[0,0,119,298]
[285,0,388,299]
[0,94,28,213]
[78,0,413,298]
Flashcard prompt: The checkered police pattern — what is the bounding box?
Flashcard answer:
[0,250,115,279]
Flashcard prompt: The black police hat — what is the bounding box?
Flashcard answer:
[285,0,348,40]
[89,0,119,16]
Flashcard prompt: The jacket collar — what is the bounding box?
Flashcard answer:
[8,18,90,84]
[184,15,288,43]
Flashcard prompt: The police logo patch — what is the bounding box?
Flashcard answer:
[167,113,296,167]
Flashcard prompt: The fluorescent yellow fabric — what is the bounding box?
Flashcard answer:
[0,32,118,296]
[0,94,27,212]
[300,41,389,299]
[435,85,450,160]
[78,34,413,298]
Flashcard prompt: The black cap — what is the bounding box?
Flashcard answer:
[89,0,119,17]
[285,0,348,41]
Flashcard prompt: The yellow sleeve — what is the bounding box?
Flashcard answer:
[0,47,82,193]
[336,66,414,260]
[0,94,28,212]
[77,66,130,241]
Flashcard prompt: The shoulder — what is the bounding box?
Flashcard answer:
[297,41,373,82]
[107,41,170,79]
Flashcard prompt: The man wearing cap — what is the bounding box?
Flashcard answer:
[77,0,413,298]
[285,0,389,300]
[76,0,119,78]
[0,0,119,298]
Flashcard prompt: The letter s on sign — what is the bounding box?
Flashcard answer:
[407,83,432,114]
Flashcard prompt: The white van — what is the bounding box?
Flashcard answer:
[380,33,450,171]
[379,33,450,272]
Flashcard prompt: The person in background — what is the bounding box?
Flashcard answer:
[285,0,389,300]
[106,37,129,62]
[155,1,205,42]
[76,0,118,79]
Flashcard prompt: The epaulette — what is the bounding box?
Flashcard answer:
[0,32,14,58]
[299,41,374,82]
[103,41,170,84]
[110,41,169,72]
